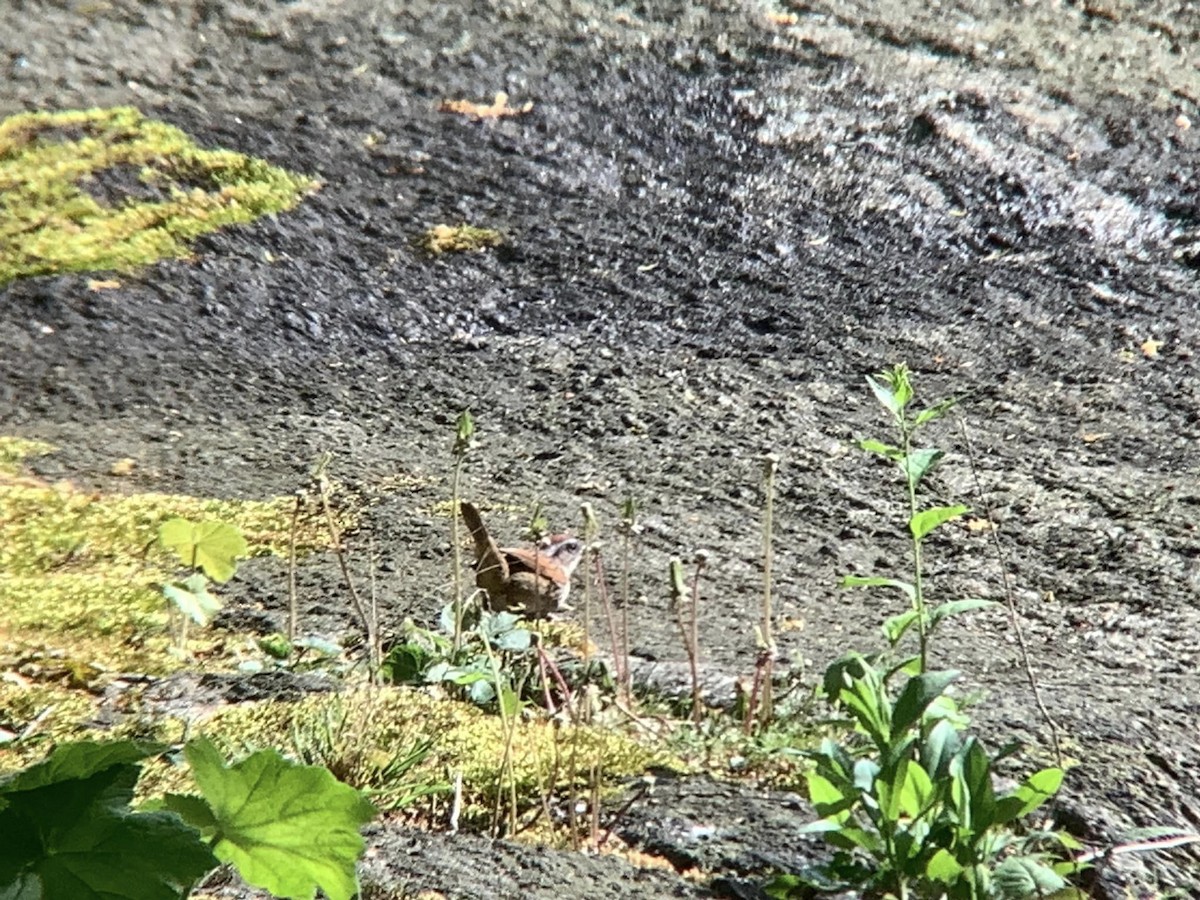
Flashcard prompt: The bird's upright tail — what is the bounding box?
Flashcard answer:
[459,501,507,580]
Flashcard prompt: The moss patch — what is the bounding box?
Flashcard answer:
[141,685,678,835]
[0,439,327,677]
[0,437,56,475]
[421,223,503,255]
[0,106,317,285]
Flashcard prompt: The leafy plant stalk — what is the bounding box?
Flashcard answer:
[770,655,1080,900]
[847,364,987,673]
[158,516,247,652]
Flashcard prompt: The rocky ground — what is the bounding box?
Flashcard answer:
[2,0,1199,896]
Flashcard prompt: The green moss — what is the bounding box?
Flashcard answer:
[0,106,317,285]
[421,223,503,254]
[159,686,679,826]
[0,682,99,748]
[0,437,56,475]
[0,443,328,675]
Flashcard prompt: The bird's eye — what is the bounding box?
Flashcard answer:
[556,540,583,556]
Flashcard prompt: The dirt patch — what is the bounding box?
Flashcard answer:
[2,0,1199,896]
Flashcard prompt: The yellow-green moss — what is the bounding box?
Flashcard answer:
[0,446,328,677]
[421,223,503,255]
[0,681,99,753]
[0,106,317,285]
[0,437,56,474]
[140,686,679,827]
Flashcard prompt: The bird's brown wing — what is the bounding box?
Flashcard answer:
[502,546,567,586]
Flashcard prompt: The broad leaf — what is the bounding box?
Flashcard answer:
[494,628,532,652]
[892,670,959,736]
[796,817,846,835]
[858,438,901,459]
[925,847,963,882]
[840,680,891,748]
[867,374,904,417]
[992,855,1067,899]
[965,739,999,830]
[158,518,248,582]
[380,644,428,684]
[882,609,920,645]
[0,740,160,794]
[814,738,856,783]
[913,396,959,427]
[1010,767,1064,818]
[841,575,916,602]
[852,759,881,797]
[0,740,215,900]
[186,737,376,900]
[909,505,969,541]
[160,793,218,834]
[162,574,222,626]
[920,719,963,780]
[468,678,497,705]
[894,758,934,819]
[900,447,943,488]
[806,772,850,811]
[497,686,523,717]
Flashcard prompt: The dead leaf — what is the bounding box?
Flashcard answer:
[766,10,798,25]
[438,92,533,120]
[1080,432,1111,443]
[964,517,996,533]
[87,279,121,291]
[1140,338,1163,358]
[110,457,137,476]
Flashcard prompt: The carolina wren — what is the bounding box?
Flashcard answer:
[459,501,583,617]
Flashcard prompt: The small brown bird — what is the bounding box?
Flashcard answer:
[459,501,583,617]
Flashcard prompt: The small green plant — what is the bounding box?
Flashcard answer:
[158,517,248,650]
[768,655,1080,900]
[0,737,376,900]
[845,364,994,673]
[381,602,534,712]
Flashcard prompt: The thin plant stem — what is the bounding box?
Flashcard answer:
[689,554,705,722]
[317,473,377,675]
[287,493,300,643]
[368,533,380,684]
[958,415,1063,766]
[670,557,704,723]
[482,635,518,837]
[898,420,930,673]
[450,410,474,654]
[617,498,639,702]
[593,552,626,697]
[759,454,779,726]
[619,535,632,701]
[580,503,600,670]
